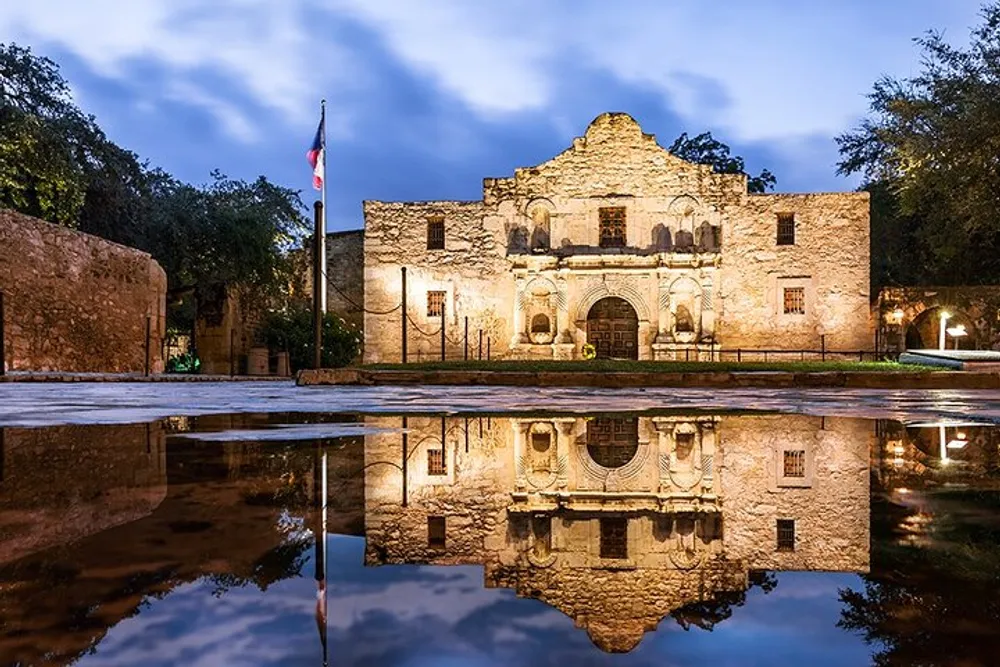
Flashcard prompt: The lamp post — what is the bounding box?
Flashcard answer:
[938,311,951,351]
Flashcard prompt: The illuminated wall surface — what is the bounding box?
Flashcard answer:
[362,413,871,652]
[362,113,871,362]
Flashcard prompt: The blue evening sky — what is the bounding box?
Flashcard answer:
[0,1,984,232]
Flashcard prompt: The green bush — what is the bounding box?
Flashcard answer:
[259,305,361,372]
[166,351,201,373]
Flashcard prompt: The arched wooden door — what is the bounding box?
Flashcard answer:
[586,297,638,359]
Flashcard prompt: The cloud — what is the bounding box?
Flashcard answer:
[0,0,355,141]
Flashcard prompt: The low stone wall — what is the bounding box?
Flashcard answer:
[298,368,1000,389]
[0,209,167,373]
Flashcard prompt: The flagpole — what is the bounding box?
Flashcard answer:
[320,99,328,314]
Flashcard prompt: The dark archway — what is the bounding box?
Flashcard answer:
[905,306,977,350]
[586,297,638,359]
[586,417,640,469]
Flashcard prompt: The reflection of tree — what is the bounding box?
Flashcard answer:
[671,570,777,631]
[208,535,313,597]
[838,494,1000,666]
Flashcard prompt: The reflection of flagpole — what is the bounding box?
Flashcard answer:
[314,441,328,666]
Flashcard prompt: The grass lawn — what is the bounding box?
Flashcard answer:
[365,359,940,373]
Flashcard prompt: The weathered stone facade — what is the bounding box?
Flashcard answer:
[361,412,871,652]
[0,209,167,372]
[360,113,871,362]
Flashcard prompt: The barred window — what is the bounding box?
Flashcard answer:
[777,213,795,245]
[783,450,806,477]
[427,217,445,250]
[427,448,446,476]
[428,516,446,548]
[783,287,805,315]
[599,207,627,248]
[600,517,628,559]
[777,519,796,551]
[427,290,446,317]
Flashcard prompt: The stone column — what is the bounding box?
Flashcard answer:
[512,279,529,345]
[702,279,715,342]
[655,277,672,344]
[653,418,672,493]
[513,420,529,490]
[554,420,574,489]
[554,276,571,344]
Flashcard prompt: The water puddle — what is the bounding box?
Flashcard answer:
[0,409,997,665]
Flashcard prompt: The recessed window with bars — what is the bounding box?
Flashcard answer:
[427,290,446,317]
[600,517,628,559]
[783,450,806,477]
[777,213,795,245]
[783,287,805,315]
[777,519,796,551]
[599,207,627,248]
[427,448,446,476]
[428,516,446,548]
[427,217,445,250]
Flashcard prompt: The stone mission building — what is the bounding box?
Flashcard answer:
[361,113,870,362]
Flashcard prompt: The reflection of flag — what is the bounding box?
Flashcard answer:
[307,115,324,191]
[316,578,328,664]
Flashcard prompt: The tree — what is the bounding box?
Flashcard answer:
[669,131,777,193]
[837,2,1000,286]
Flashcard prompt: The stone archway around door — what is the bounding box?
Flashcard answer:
[586,297,638,359]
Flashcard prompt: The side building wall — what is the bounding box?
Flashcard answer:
[0,209,166,373]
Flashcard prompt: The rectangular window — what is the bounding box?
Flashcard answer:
[427,217,445,250]
[783,450,806,477]
[777,519,795,551]
[599,517,628,559]
[783,287,805,315]
[427,290,446,317]
[599,207,627,248]
[777,213,795,245]
[427,448,446,476]
[428,516,446,548]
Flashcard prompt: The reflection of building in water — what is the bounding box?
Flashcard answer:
[363,414,871,652]
[874,420,1000,491]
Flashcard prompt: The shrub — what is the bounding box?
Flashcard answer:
[258,305,361,372]
[166,352,201,373]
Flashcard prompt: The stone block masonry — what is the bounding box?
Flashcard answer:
[0,208,167,373]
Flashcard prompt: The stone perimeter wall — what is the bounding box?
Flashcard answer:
[0,208,167,373]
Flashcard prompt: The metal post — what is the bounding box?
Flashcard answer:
[312,200,324,370]
[487,336,491,360]
[478,329,483,361]
[464,316,469,361]
[230,328,236,376]
[821,334,826,361]
[737,348,741,363]
[144,314,151,377]
[401,415,408,507]
[440,304,446,361]
[401,267,408,364]
[0,291,5,376]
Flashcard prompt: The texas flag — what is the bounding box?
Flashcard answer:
[307,115,324,191]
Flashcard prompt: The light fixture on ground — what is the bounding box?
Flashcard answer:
[945,324,967,349]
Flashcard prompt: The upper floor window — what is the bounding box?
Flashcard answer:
[599,207,627,248]
[783,450,806,477]
[600,517,628,559]
[427,448,446,475]
[777,213,795,246]
[783,287,805,315]
[427,290,446,317]
[427,217,445,250]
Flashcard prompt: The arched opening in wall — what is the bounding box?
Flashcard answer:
[529,206,551,251]
[652,224,672,251]
[586,297,638,359]
[675,305,695,333]
[586,417,640,469]
[531,313,551,334]
[905,306,977,350]
[530,426,553,472]
[696,221,720,252]
[675,229,694,252]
